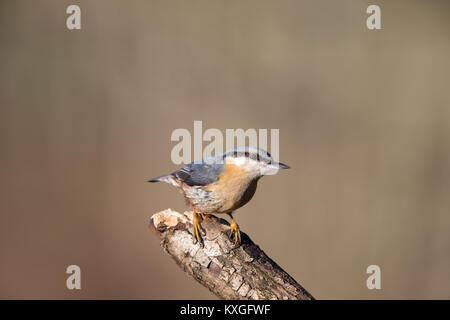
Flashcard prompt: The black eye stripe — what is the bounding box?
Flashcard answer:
[224,149,271,161]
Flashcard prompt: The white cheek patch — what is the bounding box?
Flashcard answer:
[228,157,246,166]
[226,157,260,172]
[261,165,279,176]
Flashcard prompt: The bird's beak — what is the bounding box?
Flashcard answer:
[273,162,290,169]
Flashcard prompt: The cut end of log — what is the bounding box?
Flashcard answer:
[151,208,190,232]
[149,208,315,300]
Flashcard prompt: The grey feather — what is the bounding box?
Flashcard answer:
[148,175,168,182]
[172,160,224,186]
[149,146,275,186]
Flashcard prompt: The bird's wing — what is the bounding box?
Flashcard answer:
[172,161,224,186]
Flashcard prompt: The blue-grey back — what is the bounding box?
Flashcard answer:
[172,159,224,186]
[169,146,272,186]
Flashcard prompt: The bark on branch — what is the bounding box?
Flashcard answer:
[149,209,314,300]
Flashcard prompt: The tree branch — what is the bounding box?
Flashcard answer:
[149,209,315,300]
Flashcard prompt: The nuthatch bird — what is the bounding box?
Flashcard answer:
[149,146,290,246]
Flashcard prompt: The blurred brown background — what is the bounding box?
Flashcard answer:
[1,0,450,299]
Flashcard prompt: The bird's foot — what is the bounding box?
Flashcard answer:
[192,211,204,247]
[228,220,241,246]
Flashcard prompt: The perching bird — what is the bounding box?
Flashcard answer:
[148,146,290,246]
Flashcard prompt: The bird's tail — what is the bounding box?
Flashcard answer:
[148,175,169,183]
[148,174,179,187]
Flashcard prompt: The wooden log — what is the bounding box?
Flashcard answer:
[150,208,314,300]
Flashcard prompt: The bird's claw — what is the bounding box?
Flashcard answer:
[228,221,241,246]
[192,213,204,247]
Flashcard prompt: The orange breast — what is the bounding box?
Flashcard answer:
[204,163,258,213]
